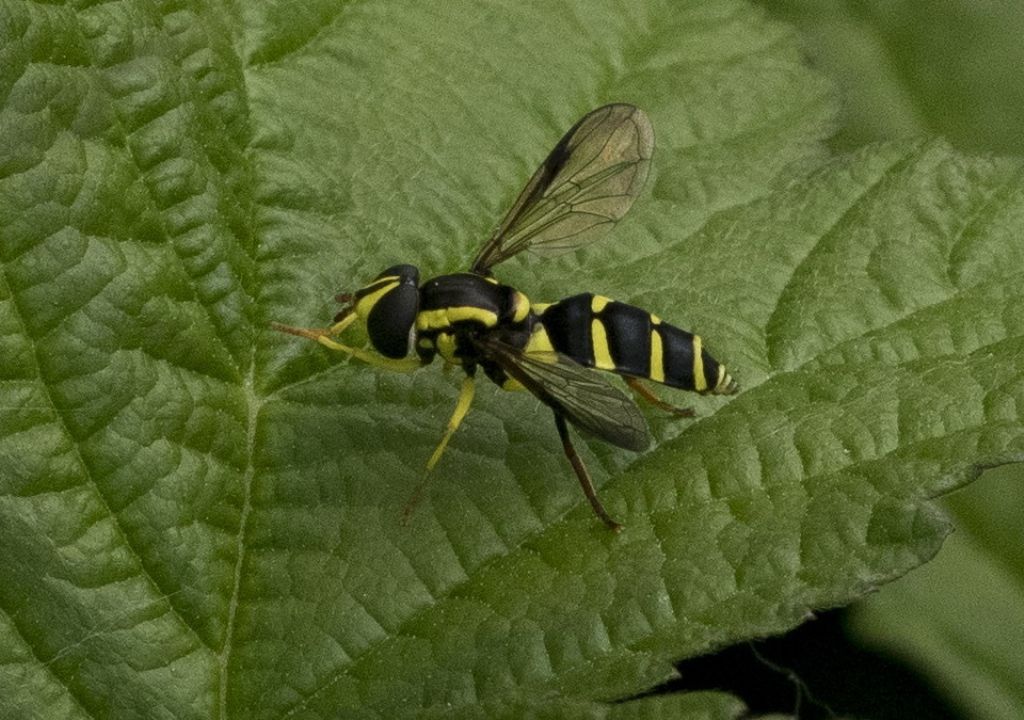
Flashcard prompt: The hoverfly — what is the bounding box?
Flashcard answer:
[274,104,737,530]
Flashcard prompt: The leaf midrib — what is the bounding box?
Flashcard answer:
[0,250,215,719]
[220,359,261,719]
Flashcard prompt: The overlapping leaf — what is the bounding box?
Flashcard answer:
[0,1,1020,719]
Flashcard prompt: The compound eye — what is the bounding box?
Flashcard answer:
[377,264,420,284]
[365,278,420,359]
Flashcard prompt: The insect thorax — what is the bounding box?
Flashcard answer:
[414,273,531,367]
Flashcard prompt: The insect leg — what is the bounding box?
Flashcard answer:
[553,412,622,532]
[402,373,476,523]
[426,373,476,471]
[270,319,420,373]
[271,308,357,342]
[327,307,357,334]
[625,377,695,417]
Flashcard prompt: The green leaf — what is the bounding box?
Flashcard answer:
[850,464,1024,720]
[752,4,1024,714]
[758,0,1024,155]
[1,2,1021,720]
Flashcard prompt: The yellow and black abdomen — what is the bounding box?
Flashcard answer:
[537,293,736,394]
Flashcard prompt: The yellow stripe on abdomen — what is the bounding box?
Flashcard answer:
[715,365,738,394]
[525,325,555,355]
[692,334,707,391]
[649,328,664,383]
[591,318,615,370]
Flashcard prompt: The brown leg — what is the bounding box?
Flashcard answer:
[626,377,695,417]
[271,321,336,341]
[554,413,622,532]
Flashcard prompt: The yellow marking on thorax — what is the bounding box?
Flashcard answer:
[649,328,665,383]
[416,306,498,331]
[692,334,708,391]
[591,318,615,369]
[590,295,611,313]
[354,279,400,319]
[510,290,531,323]
[525,325,555,354]
[435,332,460,364]
[532,302,552,314]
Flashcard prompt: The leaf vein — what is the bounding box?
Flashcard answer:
[763,141,930,370]
[0,264,217,651]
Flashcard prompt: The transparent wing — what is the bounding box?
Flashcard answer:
[478,337,650,452]
[470,104,654,274]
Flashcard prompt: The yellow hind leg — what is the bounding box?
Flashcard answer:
[424,374,476,472]
[402,374,476,522]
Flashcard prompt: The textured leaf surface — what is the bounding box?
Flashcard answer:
[756,4,1024,715]
[761,0,1024,154]
[851,464,1024,720]
[1,1,1021,719]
